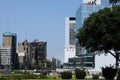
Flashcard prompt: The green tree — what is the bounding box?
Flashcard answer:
[33,61,37,69]
[44,59,52,69]
[38,60,44,69]
[40,59,56,70]
[76,5,120,68]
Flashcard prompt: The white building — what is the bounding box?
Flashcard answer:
[0,46,12,69]
[92,54,115,71]
[64,17,76,63]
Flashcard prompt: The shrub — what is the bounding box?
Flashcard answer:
[92,73,99,79]
[60,71,72,79]
[101,65,117,80]
[20,74,38,79]
[40,72,47,79]
[23,71,30,75]
[0,76,6,80]
[75,69,86,79]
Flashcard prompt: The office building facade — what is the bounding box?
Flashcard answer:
[76,0,110,31]
[76,0,111,56]
[0,32,18,69]
[68,53,95,69]
[76,0,115,71]
[18,39,47,69]
[64,17,76,63]
[31,40,47,64]
[18,40,31,69]
[0,46,12,69]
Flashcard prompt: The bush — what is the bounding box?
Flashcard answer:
[40,72,47,79]
[92,73,99,79]
[60,71,72,79]
[20,74,38,79]
[75,69,86,79]
[23,71,30,75]
[101,65,117,80]
[0,76,6,80]
[1,74,39,79]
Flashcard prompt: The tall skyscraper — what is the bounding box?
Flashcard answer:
[76,0,115,71]
[76,0,111,55]
[3,32,17,48]
[0,32,18,69]
[31,40,47,63]
[76,0,110,31]
[64,17,76,63]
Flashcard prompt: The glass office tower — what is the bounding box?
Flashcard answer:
[1,32,18,69]
[74,0,111,69]
[76,0,111,55]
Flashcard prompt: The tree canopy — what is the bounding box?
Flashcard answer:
[77,5,120,54]
[76,5,120,68]
[76,4,120,79]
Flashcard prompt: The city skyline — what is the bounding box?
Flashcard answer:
[0,0,82,63]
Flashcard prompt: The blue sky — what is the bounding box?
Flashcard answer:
[0,0,81,63]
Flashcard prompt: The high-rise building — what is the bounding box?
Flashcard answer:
[3,32,17,48]
[64,17,76,63]
[31,40,47,63]
[0,32,18,69]
[76,0,111,55]
[76,0,110,32]
[18,39,47,69]
[76,0,115,71]
[18,40,31,69]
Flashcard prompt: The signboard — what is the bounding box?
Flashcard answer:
[83,0,101,5]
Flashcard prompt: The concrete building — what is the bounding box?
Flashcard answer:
[18,40,31,69]
[52,57,62,68]
[30,40,47,64]
[0,46,12,70]
[18,39,47,69]
[2,32,18,69]
[76,0,115,71]
[68,54,95,69]
[64,17,76,63]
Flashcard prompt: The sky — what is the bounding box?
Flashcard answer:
[0,0,82,63]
